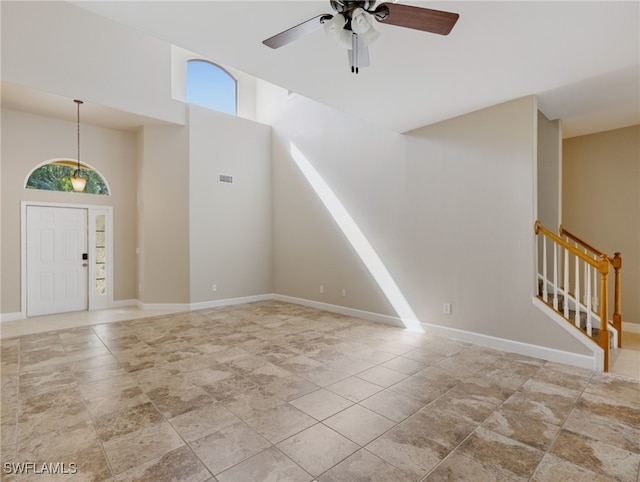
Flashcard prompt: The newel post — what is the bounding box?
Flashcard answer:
[612,252,622,348]
[598,254,610,371]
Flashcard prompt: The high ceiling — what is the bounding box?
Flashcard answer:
[15,1,640,137]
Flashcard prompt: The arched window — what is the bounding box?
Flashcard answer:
[25,159,110,195]
[186,59,237,115]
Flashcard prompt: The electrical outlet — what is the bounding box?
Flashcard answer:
[320,285,324,293]
[443,302,452,314]
[342,289,347,297]
[212,284,217,292]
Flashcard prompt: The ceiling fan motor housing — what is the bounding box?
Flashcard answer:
[331,1,377,15]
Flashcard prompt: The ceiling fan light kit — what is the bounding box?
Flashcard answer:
[323,13,351,47]
[263,0,459,74]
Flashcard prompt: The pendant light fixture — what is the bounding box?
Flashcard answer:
[70,99,87,192]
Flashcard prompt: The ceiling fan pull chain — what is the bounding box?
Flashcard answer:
[352,33,359,74]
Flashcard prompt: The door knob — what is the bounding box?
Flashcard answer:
[82,263,88,267]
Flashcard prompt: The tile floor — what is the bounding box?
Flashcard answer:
[611,332,640,379]
[1,301,639,481]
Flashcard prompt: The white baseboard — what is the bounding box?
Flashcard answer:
[188,294,274,311]
[273,294,406,328]
[0,312,22,323]
[111,299,138,308]
[277,295,600,371]
[137,294,273,312]
[623,321,640,334]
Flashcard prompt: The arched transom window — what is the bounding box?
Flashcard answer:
[186,59,237,115]
[25,159,110,195]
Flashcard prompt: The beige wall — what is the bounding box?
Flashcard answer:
[0,109,138,314]
[563,125,640,326]
[537,111,562,230]
[188,105,272,302]
[272,94,590,355]
[138,125,191,304]
[1,1,184,125]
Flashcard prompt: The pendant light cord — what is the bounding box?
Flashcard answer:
[74,99,83,173]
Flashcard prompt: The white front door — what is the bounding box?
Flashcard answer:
[26,206,88,317]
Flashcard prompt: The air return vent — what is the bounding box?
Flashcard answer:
[218,174,234,184]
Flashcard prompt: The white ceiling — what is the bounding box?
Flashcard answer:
[11,1,640,137]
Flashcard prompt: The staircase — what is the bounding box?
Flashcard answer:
[534,221,623,371]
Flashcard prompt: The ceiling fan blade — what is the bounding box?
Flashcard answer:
[374,3,459,35]
[263,14,333,49]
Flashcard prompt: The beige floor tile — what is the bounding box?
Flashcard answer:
[243,403,317,443]
[402,347,447,366]
[406,407,478,450]
[356,365,408,388]
[18,421,99,462]
[387,374,450,404]
[277,424,359,477]
[261,374,320,401]
[289,389,353,420]
[323,405,395,445]
[359,389,423,423]
[531,453,619,482]
[584,373,640,407]
[169,403,241,442]
[318,449,412,482]
[103,421,184,474]
[424,451,516,481]
[326,376,384,402]
[380,355,426,375]
[456,427,546,480]
[428,378,510,424]
[222,388,287,419]
[94,401,164,442]
[189,421,271,475]
[84,386,151,419]
[4,301,639,481]
[217,447,312,482]
[482,406,560,451]
[365,421,448,478]
[549,429,640,481]
[114,445,210,482]
[500,379,580,426]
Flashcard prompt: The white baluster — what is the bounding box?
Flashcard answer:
[542,237,548,303]
[583,250,589,306]
[574,256,581,327]
[553,243,559,310]
[586,267,592,336]
[563,248,569,318]
[591,265,599,312]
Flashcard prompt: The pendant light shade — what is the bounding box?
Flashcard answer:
[71,99,87,192]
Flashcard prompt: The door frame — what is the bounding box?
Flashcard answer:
[21,201,114,318]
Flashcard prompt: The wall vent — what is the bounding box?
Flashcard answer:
[218,174,234,184]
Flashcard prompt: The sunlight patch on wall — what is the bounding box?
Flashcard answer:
[289,143,423,332]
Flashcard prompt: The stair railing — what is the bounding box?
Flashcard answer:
[534,221,613,371]
[560,225,622,348]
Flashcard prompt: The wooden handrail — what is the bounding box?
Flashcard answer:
[535,220,614,370]
[599,256,610,371]
[612,252,622,348]
[535,222,601,270]
[558,224,622,349]
[559,225,610,261]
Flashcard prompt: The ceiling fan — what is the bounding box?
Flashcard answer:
[263,1,459,74]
